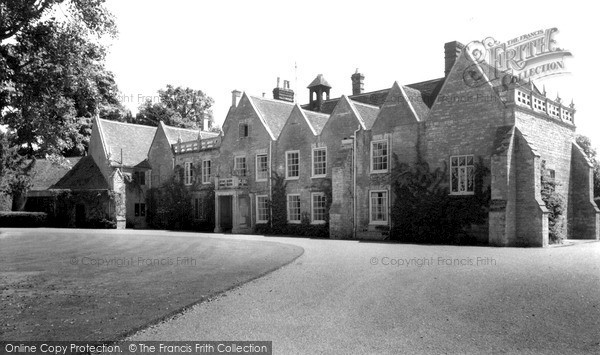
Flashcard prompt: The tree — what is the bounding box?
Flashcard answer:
[0,0,124,157]
[575,135,600,198]
[0,132,34,210]
[134,85,214,130]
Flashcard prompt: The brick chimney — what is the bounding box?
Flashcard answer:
[351,69,364,95]
[444,41,465,77]
[273,77,294,102]
[231,90,241,108]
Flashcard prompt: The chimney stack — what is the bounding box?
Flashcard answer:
[231,90,242,108]
[351,69,364,95]
[273,77,295,102]
[444,41,465,77]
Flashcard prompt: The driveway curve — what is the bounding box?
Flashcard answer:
[129,235,600,354]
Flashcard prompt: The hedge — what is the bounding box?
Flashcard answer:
[0,211,48,227]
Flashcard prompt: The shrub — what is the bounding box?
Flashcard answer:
[146,177,193,230]
[541,162,566,244]
[390,155,490,244]
[0,211,47,227]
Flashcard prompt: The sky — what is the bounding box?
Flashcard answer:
[103,0,599,150]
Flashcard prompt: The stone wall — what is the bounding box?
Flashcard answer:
[569,143,600,240]
[148,123,175,187]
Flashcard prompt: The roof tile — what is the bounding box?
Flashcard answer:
[351,100,380,129]
[29,157,82,191]
[51,155,110,190]
[303,110,330,135]
[249,96,295,139]
[98,119,156,168]
[307,74,332,88]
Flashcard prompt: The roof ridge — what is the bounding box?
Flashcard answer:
[246,94,276,140]
[407,77,445,86]
[343,95,366,129]
[249,95,296,106]
[349,88,390,97]
[164,125,199,132]
[292,104,317,136]
[350,100,380,109]
[402,85,422,92]
[98,118,157,130]
[302,109,330,117]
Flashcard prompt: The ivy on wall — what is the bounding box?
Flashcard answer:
[146,177,192,230]
[541,161,566,244]
[390,154,490,244]
[53,190,116,228]
[254,172,331,238]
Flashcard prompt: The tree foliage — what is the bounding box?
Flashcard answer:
[146,175,193,230]
[133,85,214,130]
[575,134,600,198]
[0,0,126,156]
[0,132,35,210]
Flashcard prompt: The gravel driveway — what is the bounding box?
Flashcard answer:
[129,235,600,354]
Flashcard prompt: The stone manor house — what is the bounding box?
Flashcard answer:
[43,41,599,247]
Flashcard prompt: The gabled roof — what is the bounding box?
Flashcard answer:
[28,157,82,191]
[303,110,330,135]
[307,74,332,88]
[325,95,368,130]
[406,77,445,107]
[403,85,430,120]
[370,82,422,130]
[248,95,295,140]
[300,78,439,122]
[97,118,157,168]
[162,124,218,144]
[163,125,199,144]
[302,88,390,115]
[349,88,390,107]
[351,100,380,130]
[51,155,110,190]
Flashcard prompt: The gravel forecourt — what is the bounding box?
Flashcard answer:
[128,234,600,354]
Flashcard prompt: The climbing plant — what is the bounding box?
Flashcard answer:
[541,162,566,244]
[254,172,331,238]
[390,154,490,244]
[146,177,193,230]
[268,171,287,234]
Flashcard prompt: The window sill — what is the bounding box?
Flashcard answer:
[311,175,326,179]
[449,192,475,196]
[311,220,326,225]
[256,220,268,224]
[285,177,300,181]
[287,220,301,224]
[370,170,388,174]
[369,221,389,226]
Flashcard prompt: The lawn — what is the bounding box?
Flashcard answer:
[0,228,303,341]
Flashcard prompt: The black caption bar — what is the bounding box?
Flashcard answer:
[0,341,272,355]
